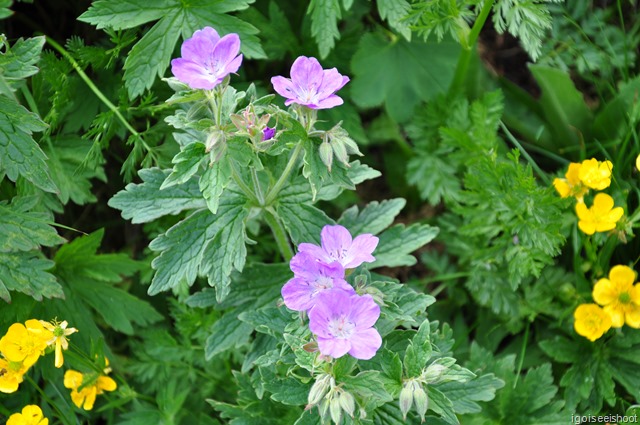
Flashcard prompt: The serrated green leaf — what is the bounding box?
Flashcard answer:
[372,223,439,268]
[123,13,183,98]
[0,196,65,252]
[438,373,504,414]
[538,336,581,364]
[307,0,341,58]
[0,251,62,302]
[377,0,411,39]
[148,191,247,295]
[199,159,232,214]
[238,306,291,337]
[407,154,461,205]
[53,230,161,334]
[161,142,206,189]
[261,367,310,406]
[351,33,459,122]
[278,203,335,246]
[205,309,253,359]
[404,319,432,377]
[338,198,406,236]
[238,1,300,60]
[0,96,57,193]
[108,168,206,224]
[427,386,459,425]
[77,0,175,29]
[0,36,45,83]
[342,371,394,408]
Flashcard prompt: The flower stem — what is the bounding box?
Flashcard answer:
[265,143,303,205]
[264,207,294,261]
[500,121,551,186]
[229,161,258,203]
[45,36,154,156]
[251,167,265,206]
[447,0,494,97]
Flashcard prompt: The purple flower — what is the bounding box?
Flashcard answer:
[281,252,354,311]
[298,225,379,269]
[271,56,349,109]
[308,289,382,360]
[171,27,243,90]
[262,126,276,141]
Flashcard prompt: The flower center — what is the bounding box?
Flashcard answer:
[619,292,632,304]
[328,315,355,339]
[314,276,333,290]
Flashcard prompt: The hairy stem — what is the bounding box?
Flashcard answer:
[265,143,303,205]
[264,207,294,261]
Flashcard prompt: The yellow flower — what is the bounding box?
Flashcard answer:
[574,304,612,341]
[593,265,640,328]
[578,158,612,190]
[64,361,117,411]
[636,154,640,173]
[7,405,48,425]
[553,162,588,201]
[575,193,624,235]
[0,320,53,368]
[39,320,77,368]
[0,358,30,394]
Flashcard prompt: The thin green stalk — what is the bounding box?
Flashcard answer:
[448,0,494,97]
[229,161,257,203]
[265,143,303,205]
[513,322,530,389]
[45,36,154,155]
[500,121,551,186]
[264,207,294,261]
[251,167,265,206]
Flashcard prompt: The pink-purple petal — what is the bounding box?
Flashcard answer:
[298,242,331,263]
[317,69,347,98]
[212,33,242,66]
[290,56,323,90]
[171,59,217,90]
[343,234,379,268]
[321,225,353,258]
[281,278,315,311]
[317,337,351,358]
[349,294,380,330]
[315,96,344,110]
[181,27,219,62]
[347,328,382,360]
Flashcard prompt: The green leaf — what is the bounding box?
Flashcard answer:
[377,0,411,39]
[238,1,300,60]
[407,154,461,205]
[199,159,232,214]
[53,230,161,334]
[338,198,406,236]
[0,36,45,84]
[0,251,62,302]
[593,75,640,141]
[261,368,311,406]
[238,306,291,337]
[404,319,432,377]
[529,65,592,150]
[372,223,439,268]
[0,96,57,193]
[123,13,184,98]
[77,0,175,29]
[427,387,459,425]
[342,371,394,408]
[0,196,65,252]
[307,0,341,58]
[538,336,581,364]
[438,373,504,415]
[278,203,335,246]
[161,142,206,189]
[148,191,248,297]
[108,168,206,224]
[351,33,459,122]
[205,309,253,359]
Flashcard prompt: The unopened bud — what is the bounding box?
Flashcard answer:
[338,391,355,418]
[205,129,225,153]
[422,357,455,384]
[319,140,333,172]
[399,384,413,420]
[413,384,428,422]
[303,341,318,352]
[329,396,343,424]
[342,135,362,156]
[331,137,349,168]
[308,374,331,406]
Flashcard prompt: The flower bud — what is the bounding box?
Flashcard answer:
[319,140,333,172]
[422,357,455,384]
[330,396,343,424]
[413,384,428,422]
[331,137,349,168]
[308,374,331,406]
[399,384,413,420]
[338,390,355,418]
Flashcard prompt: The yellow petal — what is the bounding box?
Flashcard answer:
[82,386,97,410]
[70,389,86,409]
[593,278,617,305]
[566,163,582,185]
[609,265,636,287]
[578,220,596,235]
[592,193,614,214]
[54,340,63,368]
[636,154,640,172]
[607,207,624,223]
[64,370,83,389]
[604,304,625,327]
[575,202,590,220]
[625,306,640,328]
[594,221,616,232]
[97,376,117,392]
[22,405,44,421]
[553,178,571,197]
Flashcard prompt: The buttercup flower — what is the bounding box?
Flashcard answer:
[298,225,379,269]
[574,304,611,341]
[39,319,77,368]
[575,193,623,235]
[281,252,354,311]
[0,320,52,368]
[308,289,382,360]
[0,357,30,393]
[7,405,48,425]
[271,56,349,109]
[553,162,588,201]
[171,27,243,90]
[64,363,117,411]
[578,158,612,190]
[593,265,640,328]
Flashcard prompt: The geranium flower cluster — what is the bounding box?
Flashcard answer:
[281,225,382,360]
[0,319,76,393]
[574,265,640,341]
[553,158,623,235]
